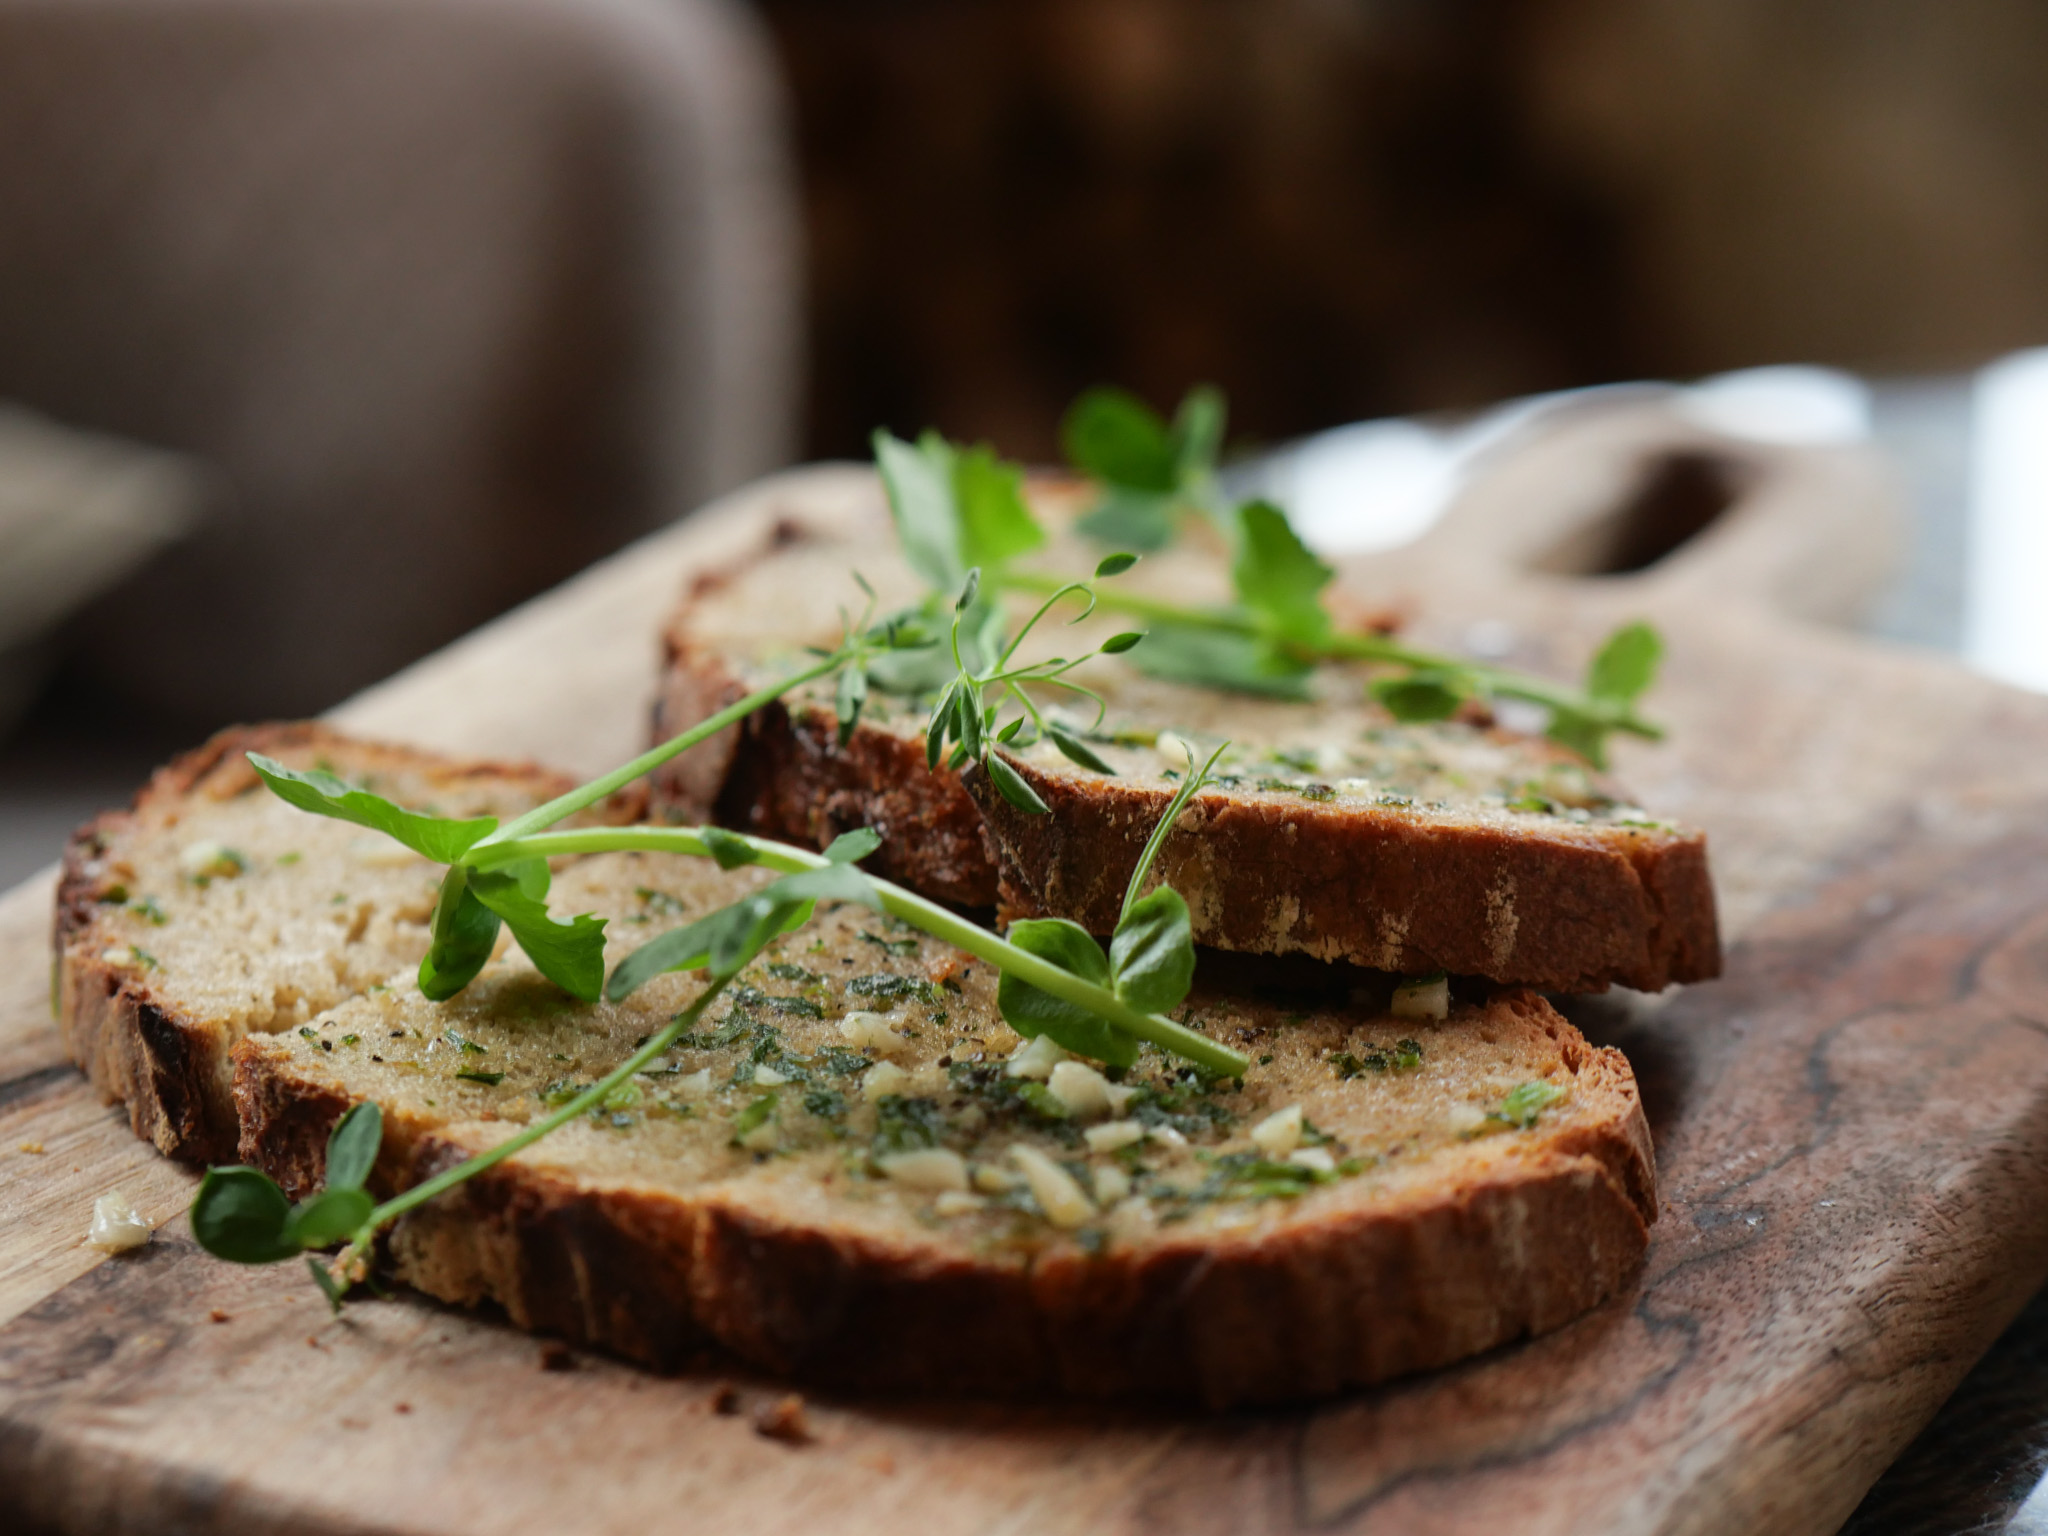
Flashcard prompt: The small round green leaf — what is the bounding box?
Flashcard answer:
[701,828,761,871]
[1094,552,1139,578]
[283,1187,375,1250]
[190,1167,299,1264]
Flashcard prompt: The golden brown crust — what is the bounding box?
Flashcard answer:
[53,722,579,1163]
[964,756,1721,994]
[651,638,999,908]
[233,992,1655,1407]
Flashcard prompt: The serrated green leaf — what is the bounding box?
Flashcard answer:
[246,754,495,864]
[952,443,1045,571]
[1076,489,1179,552]
[418,869,502,1002]
[1124,625,1313,700]
[283,1186,374,1250]
[986,752,1050,814]
[466,868,608,1001]
[1587,621,1662,705]
[996,918,1137,1068]
[323,1101,382,1192]
[1047,725,1114,774]
[1170,385,1226,482]
[190,1166,298,1264]
[1061,388,1177,491]
[1109,886,1194,1016]
[1546,711,1610,770]
[874,429,964,592]
[1232,500,1333,647]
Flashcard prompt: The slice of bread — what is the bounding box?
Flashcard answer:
[233,840,1657,1407]
[55,724,578,1162]
[650,502,1720,992]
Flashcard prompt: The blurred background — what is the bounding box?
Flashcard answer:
[4,0,2048,887]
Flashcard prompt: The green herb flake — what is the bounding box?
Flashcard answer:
[444,1031,488,1055]
[126,895,168,925]
[857,931,920,958]
[1491,1079,1566,1130]
[848,973,941,1006]
[455,1070,505,1087]
[339,1034,360,1048]
[767,961,822,984]
[732,1093,778,1140]
[276,851,303,866]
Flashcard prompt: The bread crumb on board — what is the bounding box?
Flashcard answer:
[755,1393,812,1445]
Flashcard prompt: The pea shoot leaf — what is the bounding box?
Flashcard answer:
[190,1166,299,1264]
[282,1186,374,1249]
[952,442,1045,571]
[323,1102,382,1192]
[873,429,1044,594]
[606,862,884,1001]
[873,430,963,592]
[418,870,502,1002]
[1232,500,1334,648]
[996,918,1139,1068]
[467,868,609,1001]
[1065,385,1227,549]
[1061,387,1178,491]
[1587,621,1662,705]
[1047,725,1113,774]
[1107,886,1194,1016]
[1123,625,1313,700]
[246,753,496,863]
[1372,670,1469,723]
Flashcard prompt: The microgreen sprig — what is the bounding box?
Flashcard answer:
[919,561,1145,814]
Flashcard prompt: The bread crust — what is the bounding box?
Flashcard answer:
[53,722,578,1163]
[964,757,1720,994]
[652,639,999,907]
[234,992,1655,1407]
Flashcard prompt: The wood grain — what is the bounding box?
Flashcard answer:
[2,418,2044,1535]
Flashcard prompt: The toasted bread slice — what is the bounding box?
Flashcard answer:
[233,840,1656,1406]
[54,724,576,1162]
[649,501,1719,992]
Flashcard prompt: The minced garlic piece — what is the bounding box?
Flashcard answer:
[862,1060,911,1098]
[1250,1105,1303,1157]
[1083,1119,1146,1153]
[87,1192,151,1253]
[1391,974,1449,1020]
[1008,1144,1094,1228]
[1006,1035,1069,1080]
[877,1149,969,1192]
[840,1011,907,1057]
[1047,1061,1114,1119]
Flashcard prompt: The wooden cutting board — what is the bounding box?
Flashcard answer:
[4,403,2044,1536]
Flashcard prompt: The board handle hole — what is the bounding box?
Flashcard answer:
[1532,449,1747,576]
